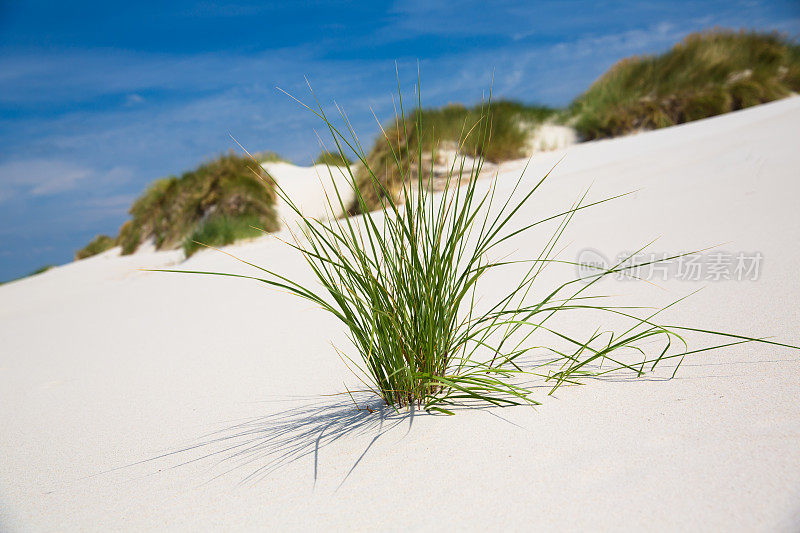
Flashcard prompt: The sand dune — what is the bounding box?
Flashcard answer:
[1,97,799,531]
[262,161,355,225]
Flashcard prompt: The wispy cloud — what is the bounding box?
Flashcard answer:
[125,93,145,106]
[0,159,92,199]
[0,159,133,204]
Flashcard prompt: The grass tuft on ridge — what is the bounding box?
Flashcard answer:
[75,234,116,260]
[114,152,280,255]
[315,150,352,166]
[349,100,555,213]
[253,150,289,163]
[0,264,55,285]
[571,29,800,139]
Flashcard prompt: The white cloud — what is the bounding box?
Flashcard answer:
[0,160,133,202]
[125,93,145,106]
[0,159,90,199]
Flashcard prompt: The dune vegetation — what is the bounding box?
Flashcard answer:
[571,29,800,139]
[183,214,264,258]
[252,150,288,163]
[314,150,352,166]
[345,29,799,213]
[29,264,55,276]
[0,264,55,285]
[75,234,116,260]
[75,28,799,260]
[348,101,555,213]
[153,81,798,413]
[107,152,279,256]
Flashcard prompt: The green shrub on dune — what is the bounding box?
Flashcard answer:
[114,152,280,255]
[253,150,289,163]
[349,100,555,213]
[75,234,116,260]
[571,29,800,139]
[314,150,352,166]
[182,214,264,257]
[117,220,141,255]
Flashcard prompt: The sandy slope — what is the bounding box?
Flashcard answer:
[262,161,355,224]
[1,97,799,532]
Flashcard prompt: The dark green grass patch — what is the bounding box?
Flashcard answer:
[183,214,265,258]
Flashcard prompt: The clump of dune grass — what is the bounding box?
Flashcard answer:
[117,221,140,255]
[253,150,289,163]
[112,152,280,255]
[183,214,264,258]
[571,29,800,139]
[315,150,352,166]
[76,150,286,257]
[349,100,555,213]
[154,79,797,413]
[75,234,116,260]
[29,264,55,275]
[0,264,56,285]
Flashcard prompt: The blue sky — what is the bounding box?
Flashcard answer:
[1,1,798,281]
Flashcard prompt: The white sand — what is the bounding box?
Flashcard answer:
[527,121,578,151]
[1,97,799,531]
[262,161,355,225]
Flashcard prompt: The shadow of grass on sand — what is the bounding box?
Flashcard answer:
[133,388,542,488]
[140,393,453,487]
[128,352,774,487]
